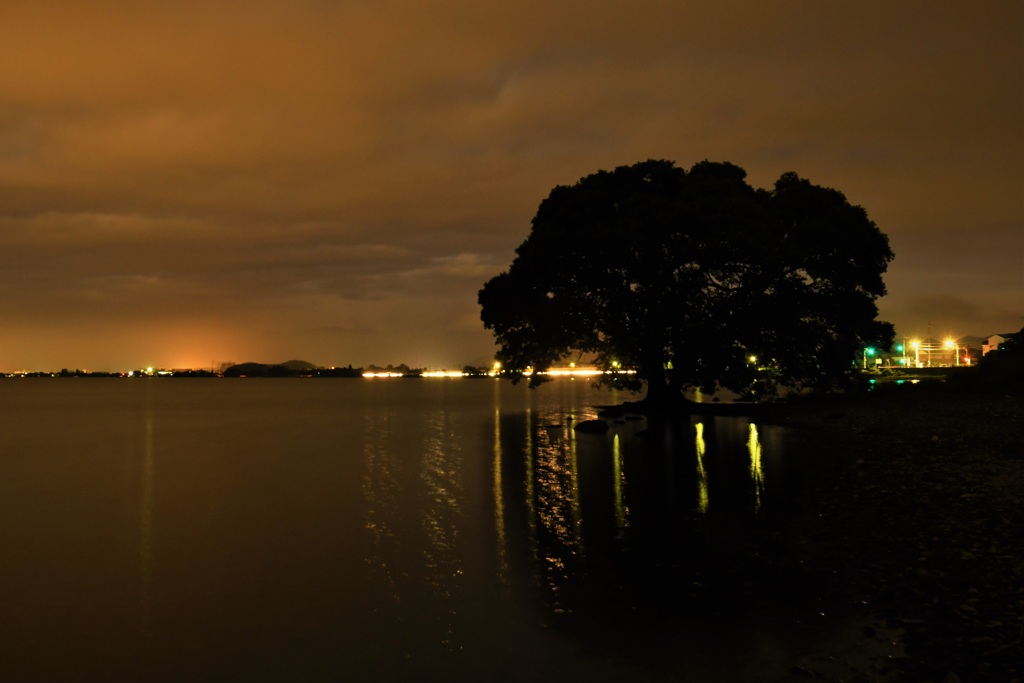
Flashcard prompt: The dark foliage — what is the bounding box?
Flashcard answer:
[479,159,894,404]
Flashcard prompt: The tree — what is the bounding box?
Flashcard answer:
[478,159,894,405]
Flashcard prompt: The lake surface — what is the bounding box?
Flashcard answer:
[0,378,842,681]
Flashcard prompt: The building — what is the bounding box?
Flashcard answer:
[982,333,1014,356]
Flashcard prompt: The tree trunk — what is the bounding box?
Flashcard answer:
[643,374,670,406]
[640,366,697,415]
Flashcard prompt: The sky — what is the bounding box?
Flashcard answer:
[1,1,1021,372]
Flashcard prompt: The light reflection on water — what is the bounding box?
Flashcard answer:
[0,378,831,682]
[362,410,401,605]
[139,409,155,640]
[492,407,509,586]
[695,422,709,515]
[749,423,765,513]
[493,405,803,631]
[418,408,465,647]
[612,433,629,536]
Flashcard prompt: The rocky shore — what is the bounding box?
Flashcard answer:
[766,384,1024,682]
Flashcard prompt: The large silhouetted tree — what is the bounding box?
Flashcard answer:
[478,159,894,405]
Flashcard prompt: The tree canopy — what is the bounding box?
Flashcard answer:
[478,159,894,404]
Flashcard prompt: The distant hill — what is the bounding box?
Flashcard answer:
[221,362,284,377]
[222,361,316,377]
[280,360,319,372]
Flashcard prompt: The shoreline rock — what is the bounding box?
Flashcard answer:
[762,386,1024,681]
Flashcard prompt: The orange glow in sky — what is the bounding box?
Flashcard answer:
[0,1,1021,372]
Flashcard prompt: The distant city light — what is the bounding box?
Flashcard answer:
[362,366,636,379]
[543,368,602,377]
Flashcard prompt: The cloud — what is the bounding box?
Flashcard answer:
[0,0,1020,369]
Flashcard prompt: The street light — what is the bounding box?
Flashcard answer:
[863,346,875,369]
[911,340,920,368]
[945,338,960,367]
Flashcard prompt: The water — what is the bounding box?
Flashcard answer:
[0,378,839,681]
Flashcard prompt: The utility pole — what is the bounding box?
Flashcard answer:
[927,320,932,367]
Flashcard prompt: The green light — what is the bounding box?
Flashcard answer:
[865,347,875,355]
[895,344,904,352]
